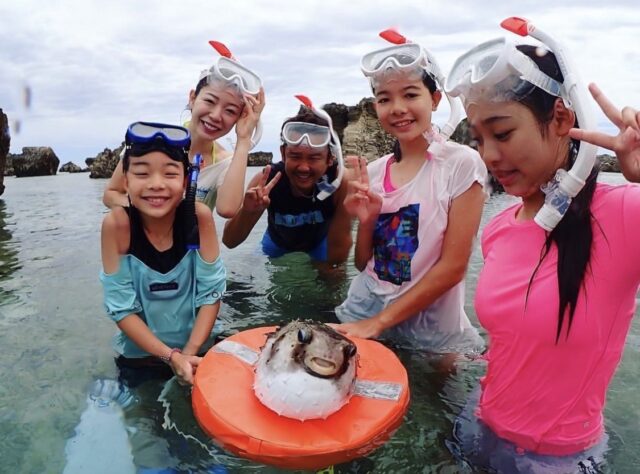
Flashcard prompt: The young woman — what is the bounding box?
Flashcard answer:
[334,35,487,352]
[103,41,264,218]
[100,122,225,386]
[445,19,640,472]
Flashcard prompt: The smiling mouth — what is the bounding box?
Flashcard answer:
[392,120,413,128]
[201,120,221,133]
[143,196,170,206]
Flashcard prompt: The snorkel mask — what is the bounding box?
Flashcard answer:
[125,122,200,249]
[360,28,463,140]
[280,95,345,201]
[125,122,191,170]
[445,17,597,232]
[198,40,263,150]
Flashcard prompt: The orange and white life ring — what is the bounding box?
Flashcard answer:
[192,326,410,470]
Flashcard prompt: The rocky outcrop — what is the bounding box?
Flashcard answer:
[59,162,84,173]
[324,99,395,162]
[89,143,124,179]
[11,147,60,177]
[249,151,273,166]
[598,153,620,172]
[0,109,9,195]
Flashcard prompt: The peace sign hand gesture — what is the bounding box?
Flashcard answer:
[569,83,640,183]
[243,165,281,214]
[343,156,382,226]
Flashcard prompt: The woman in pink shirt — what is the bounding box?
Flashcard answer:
[444,19,640,472]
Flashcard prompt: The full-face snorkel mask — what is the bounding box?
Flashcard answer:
[280,95,345,201]
[197,40,263,150]
[445,17,597,232]
[360,28,464,140]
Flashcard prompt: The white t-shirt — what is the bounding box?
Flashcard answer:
[336,141,488,351]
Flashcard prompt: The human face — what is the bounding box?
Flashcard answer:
[467,100,568,203]
[373,74,441,145]
[188,83,244,143]
[281,144,332,195]
[125,151,186,218]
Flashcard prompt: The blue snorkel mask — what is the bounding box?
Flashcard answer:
[125,122,200,250]
[125,122,191,169]
[445,17,598,232]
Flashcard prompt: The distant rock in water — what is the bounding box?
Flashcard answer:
[1,109,9,195]
[89,143,124,179]
[324,99,395,162]
[597,153,620,172]
[249,151,273,166]
[60,162,85,173]
[10,147,60,178]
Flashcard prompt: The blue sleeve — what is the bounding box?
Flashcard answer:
[195,253,226,307]
[99,256,142,322]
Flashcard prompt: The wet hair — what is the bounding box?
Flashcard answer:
[517,45,600,342]
[281,108,330,130]
[194,77,208,97]
[373,69,438,162]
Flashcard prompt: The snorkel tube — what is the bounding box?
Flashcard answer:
[501,17,598,232]
[185,153,202,250]
[377,29,463,140]
[293,95,345,201]
[208,41,263,150]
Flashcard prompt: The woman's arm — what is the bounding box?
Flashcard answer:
[102,160,129,208]
[216,89,266,218]
[336,182,485,339]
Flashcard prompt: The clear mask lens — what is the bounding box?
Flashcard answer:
[282,122,331,148]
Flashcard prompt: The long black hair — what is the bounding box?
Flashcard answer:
[518,45,600,342]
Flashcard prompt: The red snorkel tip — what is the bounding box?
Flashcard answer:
[209,40,233,58]
[500,17,531,37]
[294,94,314,109]
[379,28,407,45]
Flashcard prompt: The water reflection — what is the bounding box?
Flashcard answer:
[0,199,21,306]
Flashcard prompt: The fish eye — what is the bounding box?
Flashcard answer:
[345,344,357,358]
[297,328,312,344]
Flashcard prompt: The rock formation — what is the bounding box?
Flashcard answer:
[324,99,395,161]
[59,162,84,173]
[0,109,9,195]
[248,151,273,166]
[10,147,60,177]
[89,143,124,179]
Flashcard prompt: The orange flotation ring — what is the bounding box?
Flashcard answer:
[192,326,410,470]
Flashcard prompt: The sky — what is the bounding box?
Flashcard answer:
[1,0,638,166]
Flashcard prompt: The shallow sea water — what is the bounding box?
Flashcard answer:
[0,170,638,473]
